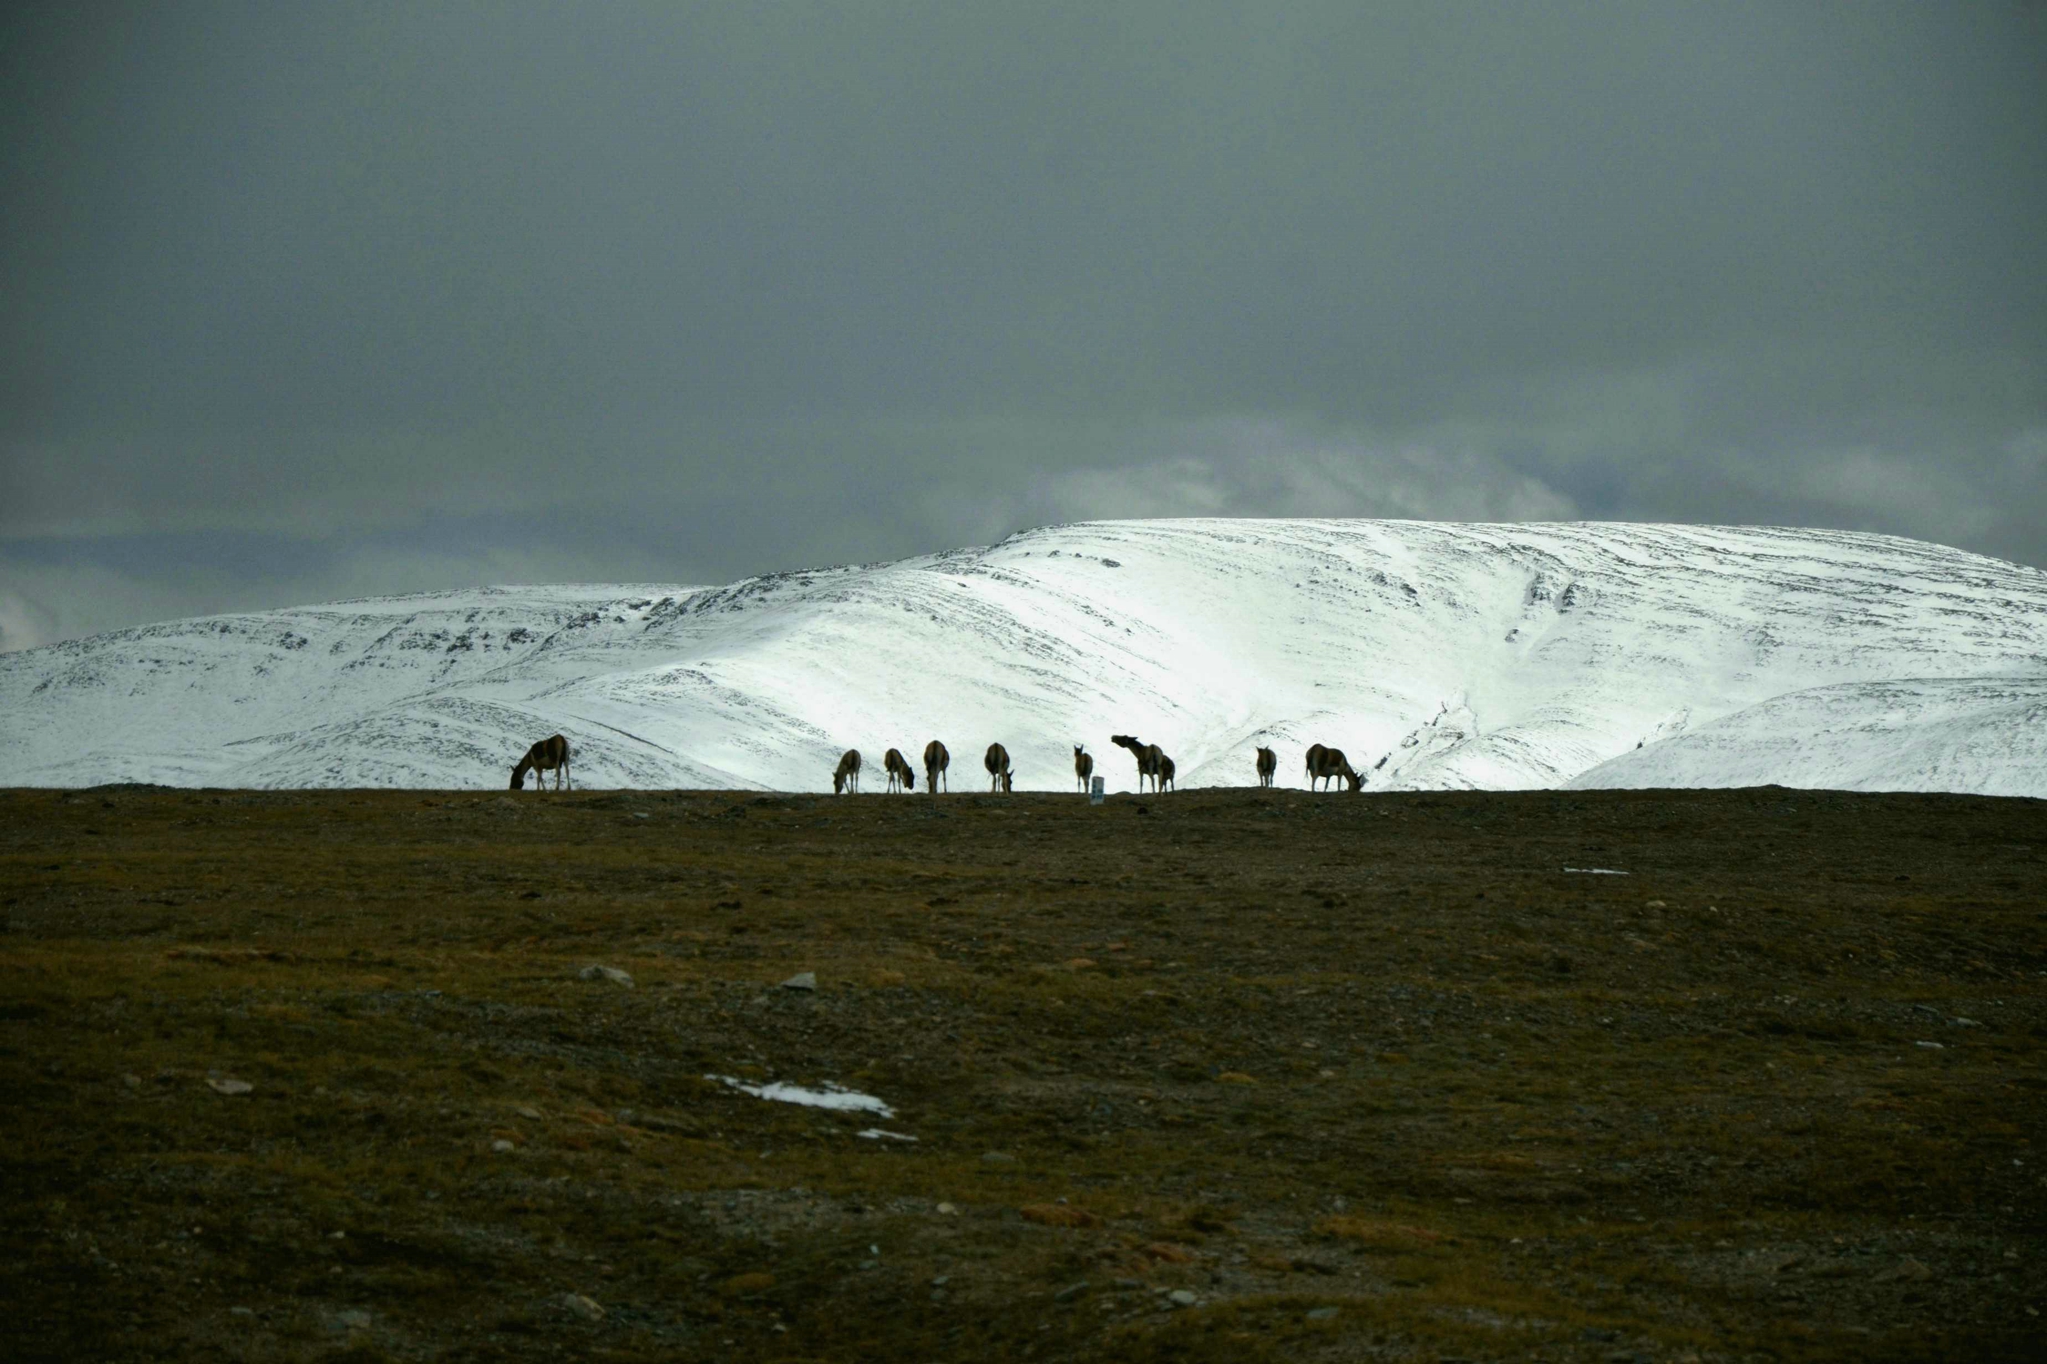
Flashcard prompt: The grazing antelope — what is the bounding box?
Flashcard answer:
[1255,746,1277,787]
[883,747,916,793]
[832,748,862,795]
[1073,745,1094,793]
[1110,734,1164,792]
[511,734,571,791]
[1157,754,1176,791]
[1306,744,1362,792]
[924,739,949,793]
[984,742,1013,793]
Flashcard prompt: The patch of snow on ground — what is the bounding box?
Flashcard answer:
[709,1076,895,1117]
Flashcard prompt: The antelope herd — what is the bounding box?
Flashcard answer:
[829,733,1357,796]
[510,729,1375,796]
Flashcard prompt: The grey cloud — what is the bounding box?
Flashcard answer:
[2,2,2043,645]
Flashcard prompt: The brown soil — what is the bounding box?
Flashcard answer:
[2,785,2043,1362]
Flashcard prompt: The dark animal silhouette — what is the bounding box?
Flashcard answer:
[833,748,862,795]
[924,739,950,793]
[1110,734,1165,793]
[1255,746,1277,787]
[1157,753,1176,791]
[984,742,1013,793]
[883,747,916,793]
[511,734,570,791]
[1073,745,1094,793]
[1306,744,1362,792]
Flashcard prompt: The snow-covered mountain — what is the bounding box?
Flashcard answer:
[5,520,2044,796]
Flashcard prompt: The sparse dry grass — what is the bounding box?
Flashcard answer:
[2,785,2043,1361]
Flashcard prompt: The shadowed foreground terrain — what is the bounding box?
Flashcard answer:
[2,786,2043,1362]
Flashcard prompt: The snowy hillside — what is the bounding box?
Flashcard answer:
[4,520,2045,796]
[1569,677,2047,797]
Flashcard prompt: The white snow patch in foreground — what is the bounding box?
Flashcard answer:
[857,1129,918,1142]
[1563,867,1630,875]
[708,1075,894,1118]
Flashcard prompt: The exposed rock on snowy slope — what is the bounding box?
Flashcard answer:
[3,520,2043,795]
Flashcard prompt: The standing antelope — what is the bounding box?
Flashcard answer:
[1306,744,1362,792]
[1110,734,1164,793]
[832,748,862,795]
[984,742,1013,793]
[511,734,571,791]
[883,747,916,793]
[1157,754,1176,791]
[924,739,950,793]
[1255,746,1277,787]
[1073,745,1094,793]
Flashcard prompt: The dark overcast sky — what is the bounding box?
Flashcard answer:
[3,1,2043,649]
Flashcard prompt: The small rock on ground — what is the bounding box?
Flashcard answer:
[781,971,817,990]
[1168,1289,1198,1307]
[560,1293,606,1321]
[578,965,633,988]
[206,1078,253,1095]
[336,1309,372,1330]
[1306,1306,1339,1320]
[1877,1257,1934,1283]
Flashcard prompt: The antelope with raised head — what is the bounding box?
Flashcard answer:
[1255,746,1277,787]
[832,748,862,795]
[883,747,916,793]
[511,734,571,791]
[984,742,1013,793]
[1110,734,1164,792]
[923,739,949,793]
[1073,745,1094,793]
[1306,744,1362,792]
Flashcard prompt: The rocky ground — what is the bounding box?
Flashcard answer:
[2,784,2043,1362]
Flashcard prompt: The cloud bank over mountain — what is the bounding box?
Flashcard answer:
[4,6,2042,646]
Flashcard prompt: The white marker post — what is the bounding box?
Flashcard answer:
[1089,776,1105,805]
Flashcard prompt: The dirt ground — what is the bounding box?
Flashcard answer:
[2,783,2043,1362]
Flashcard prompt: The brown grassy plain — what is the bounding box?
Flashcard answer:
[2,784,2044,1362]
